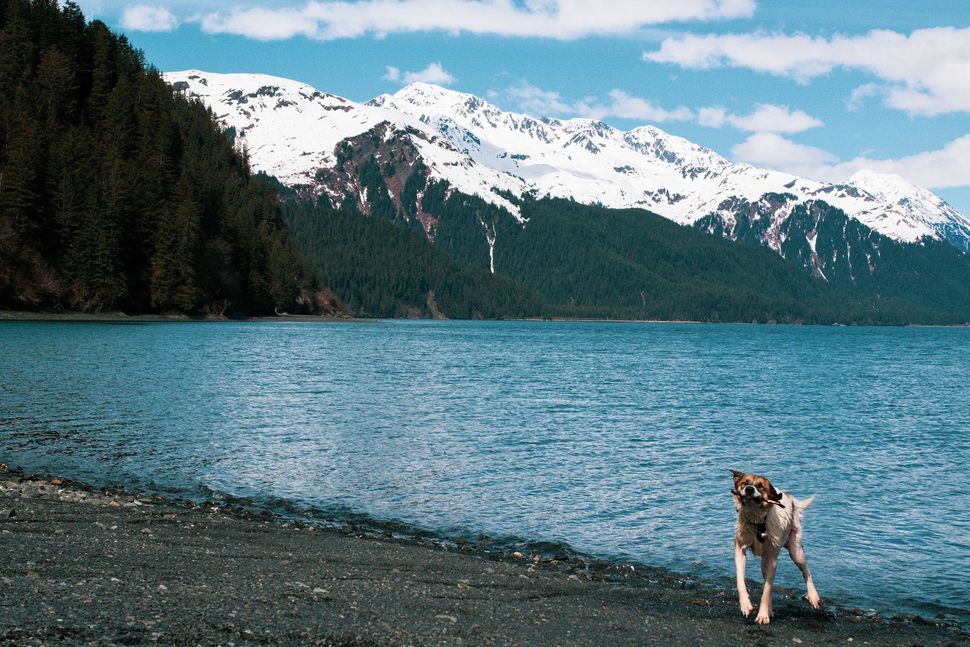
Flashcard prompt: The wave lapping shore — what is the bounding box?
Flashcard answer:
[0,467,965,646]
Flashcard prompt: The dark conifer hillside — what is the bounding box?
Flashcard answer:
[303,131,970,324]
[696,198,970,319]
[283,189,968,324]
[497,199,968,324]
[282,197,540,319]
[0,0,317,315]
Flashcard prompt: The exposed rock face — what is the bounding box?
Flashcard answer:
[164,70,970,279]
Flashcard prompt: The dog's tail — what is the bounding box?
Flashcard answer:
[793,495,815,524]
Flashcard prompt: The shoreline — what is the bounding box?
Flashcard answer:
[0,310,735,326]
[3,309,968,328]
[0,310,361,324]
[1,466,965,646]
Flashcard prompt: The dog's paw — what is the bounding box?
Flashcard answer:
[805,589,821,609]
[739,597,754,617]
[755,610,772,625]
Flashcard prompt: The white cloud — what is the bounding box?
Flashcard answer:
[729,104,822,133]
[501,82,693,123]
[824,135,970,189]
[846,83,881,112]
[199,6,317,40]
[697,106,727,128]
[501,78,822,130]
[731,133,970,190]
[501,83,821,131]
[645,27,970,115]
[80,0,241,13]
[699,103,822,132]
[120,4,179,31]
[576,89,693,122]
[731,132,837,169]
[75,1,106,16]
[402,62,455,85]
[198,0,754,41]
[384,63,455,85]
[504,81,575,116]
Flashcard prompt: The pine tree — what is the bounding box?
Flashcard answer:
[151,191,202,312]
[0,0,315,315]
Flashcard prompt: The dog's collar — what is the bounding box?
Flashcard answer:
[755,522,768,543]
[753,493,784,543]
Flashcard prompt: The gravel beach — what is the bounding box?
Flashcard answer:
[0,467,965,646]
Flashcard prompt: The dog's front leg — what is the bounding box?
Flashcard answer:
[735,540,753,617]
[756,548,779,624]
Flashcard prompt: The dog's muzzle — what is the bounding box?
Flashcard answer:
[732,485,762,503]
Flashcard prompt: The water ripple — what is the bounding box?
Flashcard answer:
[0,320,968,623]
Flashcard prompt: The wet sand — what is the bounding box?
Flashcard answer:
[0,468,965,646]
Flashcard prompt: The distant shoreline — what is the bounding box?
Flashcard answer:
[3,309,968,327]
[0,309,704,325]
[0,309,360,323]
[0,466,966,645]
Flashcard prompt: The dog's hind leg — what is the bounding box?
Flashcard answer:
[786,534,821,609]
[755,548,778,624]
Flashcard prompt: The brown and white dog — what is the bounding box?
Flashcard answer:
[731,469,821,624]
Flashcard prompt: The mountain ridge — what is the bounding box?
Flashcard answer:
[165,69,970,257]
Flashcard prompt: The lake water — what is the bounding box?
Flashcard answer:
[1,320,968,623]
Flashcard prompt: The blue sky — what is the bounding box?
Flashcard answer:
[79,0,970,214]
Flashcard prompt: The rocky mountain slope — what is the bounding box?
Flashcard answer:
[165,70,970,265]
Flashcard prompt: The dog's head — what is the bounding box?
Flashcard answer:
[731,470,784,508]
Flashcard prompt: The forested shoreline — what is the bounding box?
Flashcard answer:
[0,0,318,316]
[2,0,969,325]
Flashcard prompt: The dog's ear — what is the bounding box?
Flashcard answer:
[730,469,746,481]
[768,481,783,501]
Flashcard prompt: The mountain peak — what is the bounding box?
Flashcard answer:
[846,169,914,190]
[624,124,728,170]
[846,168,945,206]
[844,169,970,247]
[163,69,970,253]
[167,69,316,95]
[394,81,452,95]
[392,82,482,108]
[365,92,393,108]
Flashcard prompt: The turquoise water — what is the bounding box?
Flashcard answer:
[1,320,968,623]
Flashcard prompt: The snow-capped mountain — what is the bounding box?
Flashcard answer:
[164,70,970,255]
[165,71,525,217]
[845,170,970,252]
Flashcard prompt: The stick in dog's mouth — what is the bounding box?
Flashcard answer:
[731,489,786,508]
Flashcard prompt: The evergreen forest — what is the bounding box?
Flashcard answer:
[0,0,315,315]
[284,193,970,325]
[3,0,970,326]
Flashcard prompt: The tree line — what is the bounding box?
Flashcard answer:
[4,0,967,325]
[0,0,315,315]
[282,196,539,319]
[288,177,970,324]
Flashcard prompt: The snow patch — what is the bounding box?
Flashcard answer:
[163,70,970,254]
